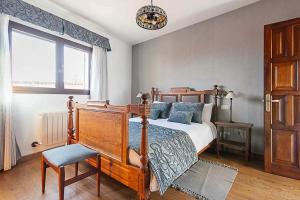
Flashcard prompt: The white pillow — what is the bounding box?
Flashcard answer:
[202,103,213,123]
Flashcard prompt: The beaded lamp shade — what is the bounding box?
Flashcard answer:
[136,0,168,30]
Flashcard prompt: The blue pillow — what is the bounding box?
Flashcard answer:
[149,109,161,120]
[171,102,204,123]
[168,111,193,125]
[151,102,172,119]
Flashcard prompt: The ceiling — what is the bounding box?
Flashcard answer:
[49,0,260,45]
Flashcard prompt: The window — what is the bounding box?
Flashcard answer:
[64,46,89,90]
[9,22,92,94]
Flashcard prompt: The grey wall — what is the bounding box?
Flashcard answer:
[132,0,300,155]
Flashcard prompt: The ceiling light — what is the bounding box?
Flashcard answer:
[136,0,168,30]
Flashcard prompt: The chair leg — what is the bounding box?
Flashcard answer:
[58,167,65,200]
[41,156,47,194]
[75,162,79,176]
[96,154,101,197]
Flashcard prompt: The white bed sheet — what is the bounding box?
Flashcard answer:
[128,117,217,192]
[129,117,217,153]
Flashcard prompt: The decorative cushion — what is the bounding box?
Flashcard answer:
[168,111,193,125]
[202,103,214,123]
[150,108,161,120]
[42,144,98,167]
[151,102,172,119]
[171,102,204,123]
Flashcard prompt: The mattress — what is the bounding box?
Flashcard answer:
[128,117,217,192]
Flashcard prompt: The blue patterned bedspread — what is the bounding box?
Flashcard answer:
[129,121,198,195]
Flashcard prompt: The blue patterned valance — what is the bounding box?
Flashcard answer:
[0,0,111,51]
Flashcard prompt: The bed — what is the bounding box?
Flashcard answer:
[67,86,219,200]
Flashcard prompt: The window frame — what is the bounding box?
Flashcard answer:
[9,21,92,95]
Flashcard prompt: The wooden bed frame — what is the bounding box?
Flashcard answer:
[67,86,219,200]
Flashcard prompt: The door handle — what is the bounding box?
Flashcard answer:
[265,94,271,112]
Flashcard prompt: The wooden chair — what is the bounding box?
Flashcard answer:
[41,144,101,200]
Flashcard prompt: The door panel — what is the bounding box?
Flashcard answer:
[272,27,288,58]
[294,25,300,56]
[272,61,297,91]
[286,96,295,127]
[271,95,286,127]
[265,18,300,180]
[272,130,297,166]
[294,96,300,126]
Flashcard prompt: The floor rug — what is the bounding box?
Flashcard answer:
[172,159,238,200]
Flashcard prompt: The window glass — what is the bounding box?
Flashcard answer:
[9,22,92,94]
[64,46,89,90]
[11,30,56,88]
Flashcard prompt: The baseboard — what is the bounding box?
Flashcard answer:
[17,152,42,164]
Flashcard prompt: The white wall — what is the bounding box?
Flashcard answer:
[13,0,132,156]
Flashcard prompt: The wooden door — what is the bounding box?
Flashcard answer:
[265,18,300,179]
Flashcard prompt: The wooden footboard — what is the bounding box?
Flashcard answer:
[67,94,151,200]
[76,105,129,162]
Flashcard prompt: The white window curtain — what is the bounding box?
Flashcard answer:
[0,14,17,171]
[90,45,108,100]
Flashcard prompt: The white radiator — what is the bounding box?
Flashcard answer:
[41,112,68,145]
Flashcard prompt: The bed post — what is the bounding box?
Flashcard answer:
[151,87,159,102]
[213,85,219,122]
[139,93,150,200]
[151,87,155,102]
[67,96,75,145]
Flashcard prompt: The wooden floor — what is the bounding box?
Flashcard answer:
[1,152,300,200]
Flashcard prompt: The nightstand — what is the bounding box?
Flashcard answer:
[215,121,253,161]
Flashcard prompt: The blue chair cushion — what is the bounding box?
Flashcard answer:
[42,144,98,167]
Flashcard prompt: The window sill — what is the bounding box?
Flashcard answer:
[13,87,90,95]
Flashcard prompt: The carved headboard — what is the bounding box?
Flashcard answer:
[151,85,219,122]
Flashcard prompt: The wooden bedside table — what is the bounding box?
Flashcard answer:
[215,121,253,161]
